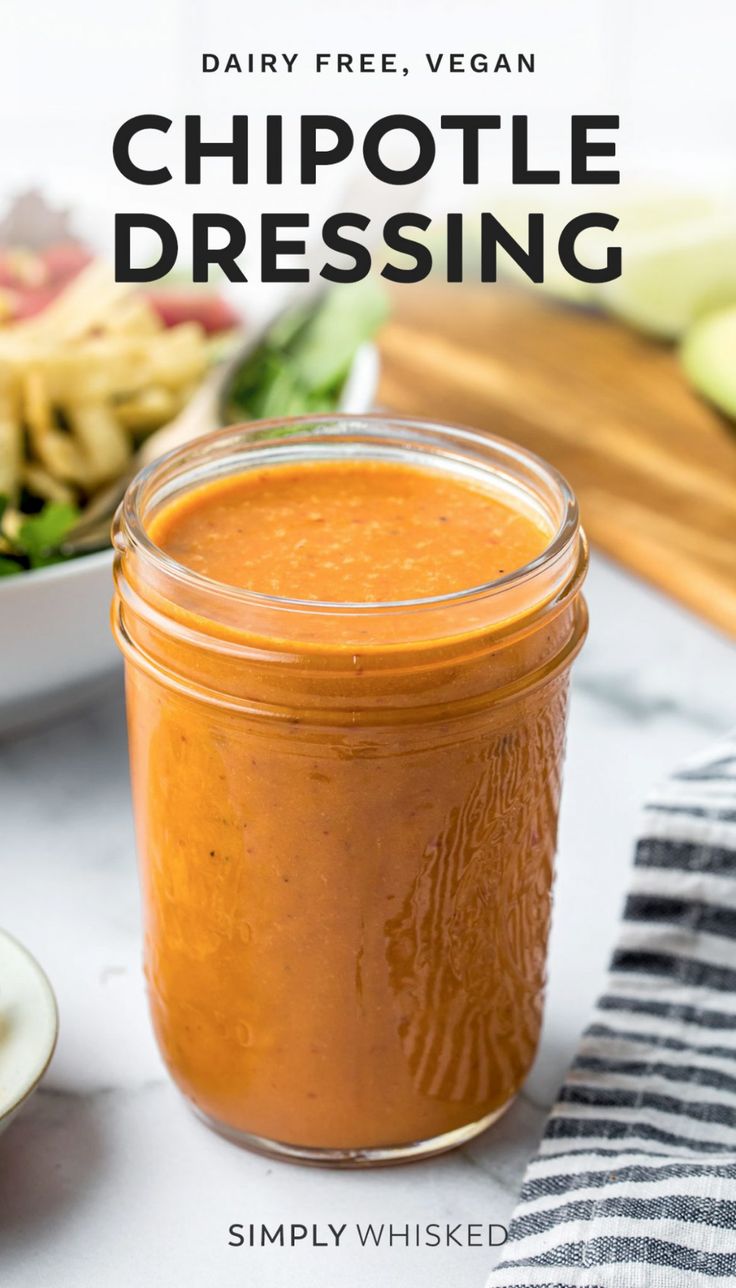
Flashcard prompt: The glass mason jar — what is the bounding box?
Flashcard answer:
[112,415,588,1166]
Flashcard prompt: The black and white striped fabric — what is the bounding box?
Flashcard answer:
[490,733,736,1286]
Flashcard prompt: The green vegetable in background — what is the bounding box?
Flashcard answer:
[0,499,79,575]
[600,217,736,340]
[681,306,736,421]
[224,282,389,423]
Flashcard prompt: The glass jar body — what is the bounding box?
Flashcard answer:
[113,416,587,1164]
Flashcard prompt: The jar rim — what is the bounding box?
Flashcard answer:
[116,413,580,619]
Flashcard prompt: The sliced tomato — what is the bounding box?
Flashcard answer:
[0,242,91,321]
[0,249,46,290]
[145,288,241,334]
[11,284,65,319]
[41,242,93,284]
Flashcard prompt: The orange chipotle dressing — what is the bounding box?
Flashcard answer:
[129,456,576,1151]
[149,460,551,602]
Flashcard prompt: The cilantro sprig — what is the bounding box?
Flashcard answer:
[0,498,80,576]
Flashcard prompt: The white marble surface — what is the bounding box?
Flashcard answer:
[0,553,734,1288]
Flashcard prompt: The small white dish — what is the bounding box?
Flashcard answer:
[0,928,58,1134]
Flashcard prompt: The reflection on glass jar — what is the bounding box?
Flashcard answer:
[112,416,588,1165]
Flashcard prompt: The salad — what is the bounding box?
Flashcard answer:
[0,192,241,577]
[0,194,389,577]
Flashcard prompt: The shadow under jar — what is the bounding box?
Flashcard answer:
[112,415,588,1166]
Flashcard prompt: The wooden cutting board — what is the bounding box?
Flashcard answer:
[377,285,736,639]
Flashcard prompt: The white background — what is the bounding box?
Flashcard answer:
[2,0,735,260]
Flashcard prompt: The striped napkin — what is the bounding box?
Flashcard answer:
[489,732,736,1287]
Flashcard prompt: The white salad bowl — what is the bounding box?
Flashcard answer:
[0,343,380,737]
